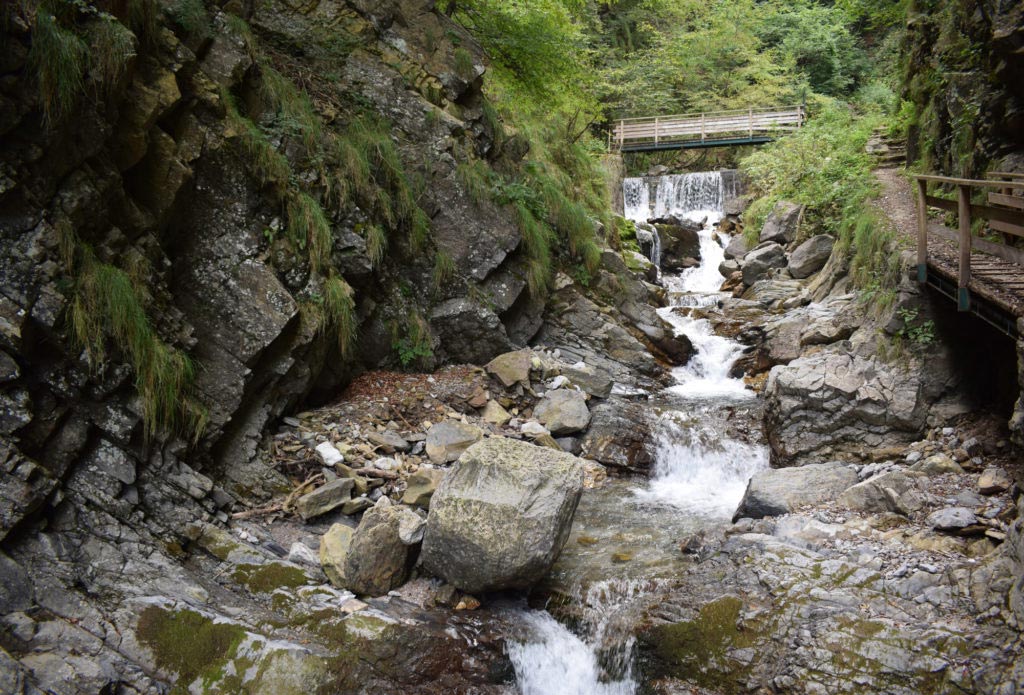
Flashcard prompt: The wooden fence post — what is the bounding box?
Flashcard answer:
[916,178,928,283]
[701,113,705,141]
[957,184,972,311]
[748,107,753,138]
[654,117,659,146]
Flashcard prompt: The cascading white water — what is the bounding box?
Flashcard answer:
[622,178,650,222]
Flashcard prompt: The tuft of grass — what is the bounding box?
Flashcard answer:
[456,159,492,206]
[453,47,475,80]
[87,18,136,87]
[29,11,88,125]
[321,274,357,357]
[514,202,554,295]
[170,0,211,39]
[126,0,159,47]
[222,89,292,191]
[432,250,456,291]
[362,223,387,268]
[67,240,207,441]
[260,65,322,152]
[286,192,332,273]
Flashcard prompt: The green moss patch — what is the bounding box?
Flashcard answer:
[232,563,309,594]
[136,605,247,687]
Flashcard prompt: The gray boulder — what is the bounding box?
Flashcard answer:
[344,501,418,596]
[926,507,978,532]
[724,235,750,260]
[421,438,585,593]
[430,298,513,365]
[741,243,787,286]
[719,259,741,277]
[485,349,534,387]
[733,462,858,522]
[425,420,483,464]
[788,235,835,279]
[534,389,591,435]
[579,401,653,474]
[295,478,354,521]
[758,201,803,245]
[562,364,613,399]
[837,471,919,513]
[656,221,702,272]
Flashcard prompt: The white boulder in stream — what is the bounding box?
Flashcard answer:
[421,438,585,593]
[733,462,858,522]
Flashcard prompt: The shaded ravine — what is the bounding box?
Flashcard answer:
[508,172,768,692]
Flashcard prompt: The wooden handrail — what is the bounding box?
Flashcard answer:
[611,105,805,152]
[914,173,1024,312]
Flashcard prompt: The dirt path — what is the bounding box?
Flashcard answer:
[873,166,918,240]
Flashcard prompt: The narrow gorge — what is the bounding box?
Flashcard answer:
[1,1,1023,694]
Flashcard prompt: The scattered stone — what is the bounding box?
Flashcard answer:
[287,542,320,568]
[425,420,483,464]
[421,438,585,593]
[485,349,533,387]
[837,471,918,514]
[402,468,446,509]
[741,243,787,286]
[911,454,964,476]
[534,389,591,435]
[961,437,983,457]
[905,450,923,464]
[482,400,512,426]
[341,497,374,515]
[295,478,355,521]
[733,463,859,521]
[561,364,613,399]
[978,467,1011,495]
[319,524,354,588]
[397,509,426,545]
[315,442,345,467]
[520,421,550,438]
[926,507,978,532]
[367,430,410,454]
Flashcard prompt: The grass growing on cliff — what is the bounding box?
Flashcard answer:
[321,275,357,357]
[87,17,136,86]
[61,223,207,441]
[286,192,332,273]
[169,0,211,38]
[29,11,88,124]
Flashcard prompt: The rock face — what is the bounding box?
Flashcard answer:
[758,200,803,244]
[733,463,858,521]
[787,235,835,278]
[741,243,787,285]
[421,438,585,593]
[534,389,591,435]
[764,350,928,466]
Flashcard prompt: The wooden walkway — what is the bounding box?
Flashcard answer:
[611,106,804,152]
[915,172,1024,336]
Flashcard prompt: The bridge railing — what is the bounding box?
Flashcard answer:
[611,105,804,151]
[915,174,1024,310]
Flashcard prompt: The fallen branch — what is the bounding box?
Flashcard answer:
[230,504,283,520]
[353,468,399,480]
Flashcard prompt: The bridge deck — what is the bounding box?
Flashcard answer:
[612,106,804,152]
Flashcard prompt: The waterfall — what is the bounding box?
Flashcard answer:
[622,178,650,222]
[649,228,661,268]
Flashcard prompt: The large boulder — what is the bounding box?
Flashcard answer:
[741,243,787,286]
[425,420,483,464]
[837,471,920,513]
[733,462,858,521]
[758,201,803,245]
[534,389,591,435]
[421,438,585,593]
[788,235,835,279]
[723,235,750,260]
[343,500,420,597]
[485,349,534,387]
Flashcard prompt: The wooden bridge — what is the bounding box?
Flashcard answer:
[610,106,805,152]
[915,172,1024,336]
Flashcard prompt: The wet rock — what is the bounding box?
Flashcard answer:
[911,454,964,476]
[787,235,834,279]
[485,349,534,387]
[421,438,585,593]
[402,468,445,509]
[978,467,1011,494]
[534,389,591,435]
[579,401,653,474]
[758,200,803,245]
[295,478,355,521]
[657,221,702,272]
[425,420,483,464]
[733,462,858,522]
[927,507,978,532]
[345,501,418,596]
[741,243,787,285]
